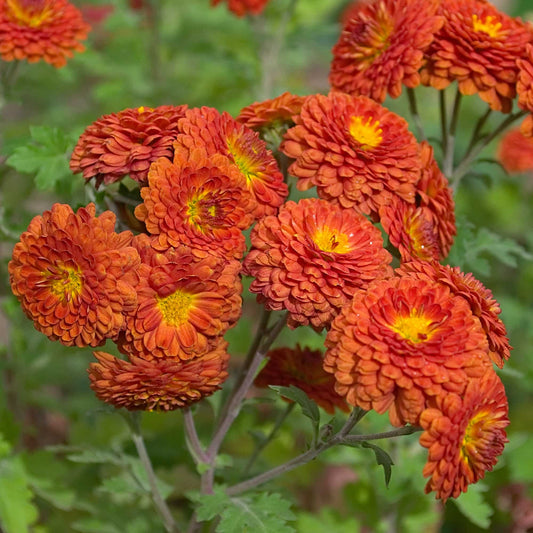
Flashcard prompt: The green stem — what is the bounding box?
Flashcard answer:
[439,89,448,156]
[243,402,295,475]
[183,408,209,465]
[464,106,492,155]
[127,413,180,533]
[406,88,426,141]
[342,425,421,444]
[443,88,462,178]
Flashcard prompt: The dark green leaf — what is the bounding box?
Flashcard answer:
[269,386,320,426]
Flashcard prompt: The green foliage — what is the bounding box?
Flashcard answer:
[452,484,493,530]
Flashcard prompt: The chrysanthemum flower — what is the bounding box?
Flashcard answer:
[280,93,420,217]
[236,92,306,133]
[398,261,511,368]
[243,198,392,331]
[330,0,443,103]
[419,369,509,501]
[134,150,253,259]
[0,0,90,67]
[324,276,491,427]
[70,105,188,186]
[88,342,230,411]
[254,345,349,414]
[420,0,532,113]
[175,106,288,219]
[497,128,533,173]
[9,203,140,347]
[210,0,269,17]
[118,234,242,361]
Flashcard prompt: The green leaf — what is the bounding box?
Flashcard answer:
[6,126,74,191]
[269,386,320,428]
[66,449,124,466]
[452,483,493,529]
[71,518,121,533]
[188,485,229,521]
[295,509,361,533]
[361,442,394,487]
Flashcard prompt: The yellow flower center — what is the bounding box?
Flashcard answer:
[157,289,194,327]
[187,192,221,231]
[47,265,83,302]
[137,106,154,115]
[460,410,491,465]
[7,0,54,28]
[472,14,502,38]
[390,309,435,344]
[349,116,383,150]
[312,226,352,254]
[226,136,258,185]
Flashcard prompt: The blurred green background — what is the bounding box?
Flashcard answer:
[0,0,532,531]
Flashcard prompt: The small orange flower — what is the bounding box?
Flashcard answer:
[280,92,420,217]
[419,369,509,502]
[243,198,392,331]
[210,0,269,17]
[118,234,242,361]
[420,0,532,113]
[70,105,188,186]
[398,261,511,368]
[88,342,230,411]
[175,107,288,218]
[330,0,443,103]
[9,203,140,347]
[254,345,349,414]
[236,92,306,133]
[497,128,533,173]
[324,276,491,427]
[0,0,90,67]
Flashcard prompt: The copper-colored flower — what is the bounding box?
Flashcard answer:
[9,203,140,347]
[118,234,242,361]
[497,128,533,173]
[175,106,288,219]
[210,0,269,17]
[517,43,533,114]
[134,150,253,259]
[70,105,188,186]
[0,0,90,67]
[88,343,230,411]
[236,92,306,133]
[243,198,392,331]
[398,261,511,368]
[330,0,443,103]
[254,345,349,414]
[420,0,532,113]
[280,92,420,217]
[419,369,509,502]
[324,275,491,427]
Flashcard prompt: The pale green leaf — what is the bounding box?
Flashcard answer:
[452,483,493,529]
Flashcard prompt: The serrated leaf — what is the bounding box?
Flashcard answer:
[189,485,230,521]
[270,386,320,426]
[356,442,394,487]
[452,484,493,529]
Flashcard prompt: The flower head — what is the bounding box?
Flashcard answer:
[497,128,533,173]
[243,198,392,331]
[118,234,242,361]
[419,369,509,501]
[517,44,533,115]
[0,0,90,67]
[134,150,253,259]
[175,107,288,218]
[254,345,349,414]
[70,105,188,186]
[420,0,532,112]
[330,0,443,103]
[280,92,420,217]
[324,276,491,427]
[398,261,511,368]
[210,0,269,17]
[9,203,140,347]
[88,343,230,411]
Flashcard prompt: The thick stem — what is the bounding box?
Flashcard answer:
[443,88,462,178]
[128,413,180,533]
[406,88,426,141]
[342,425,421,444]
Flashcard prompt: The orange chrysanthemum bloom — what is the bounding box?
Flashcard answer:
[243,198,392,331]
[398,261,511,368]
[135,150,254,259]
[88,343,230,411]
[175,107,287,219]
[280,93,420,217]
[254,345,350,414]
[210,0,269,17]
[236,92,306,133]
[118,234,242,361]
[420,0,532,113]
[419,369,509,501]
[9,203,140,347]
[516,44,533,137]
[70,105,188,186]
[497,128,533,173]
[330,0,443,103]
[0,0,90,67]
[324,276,491,427]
